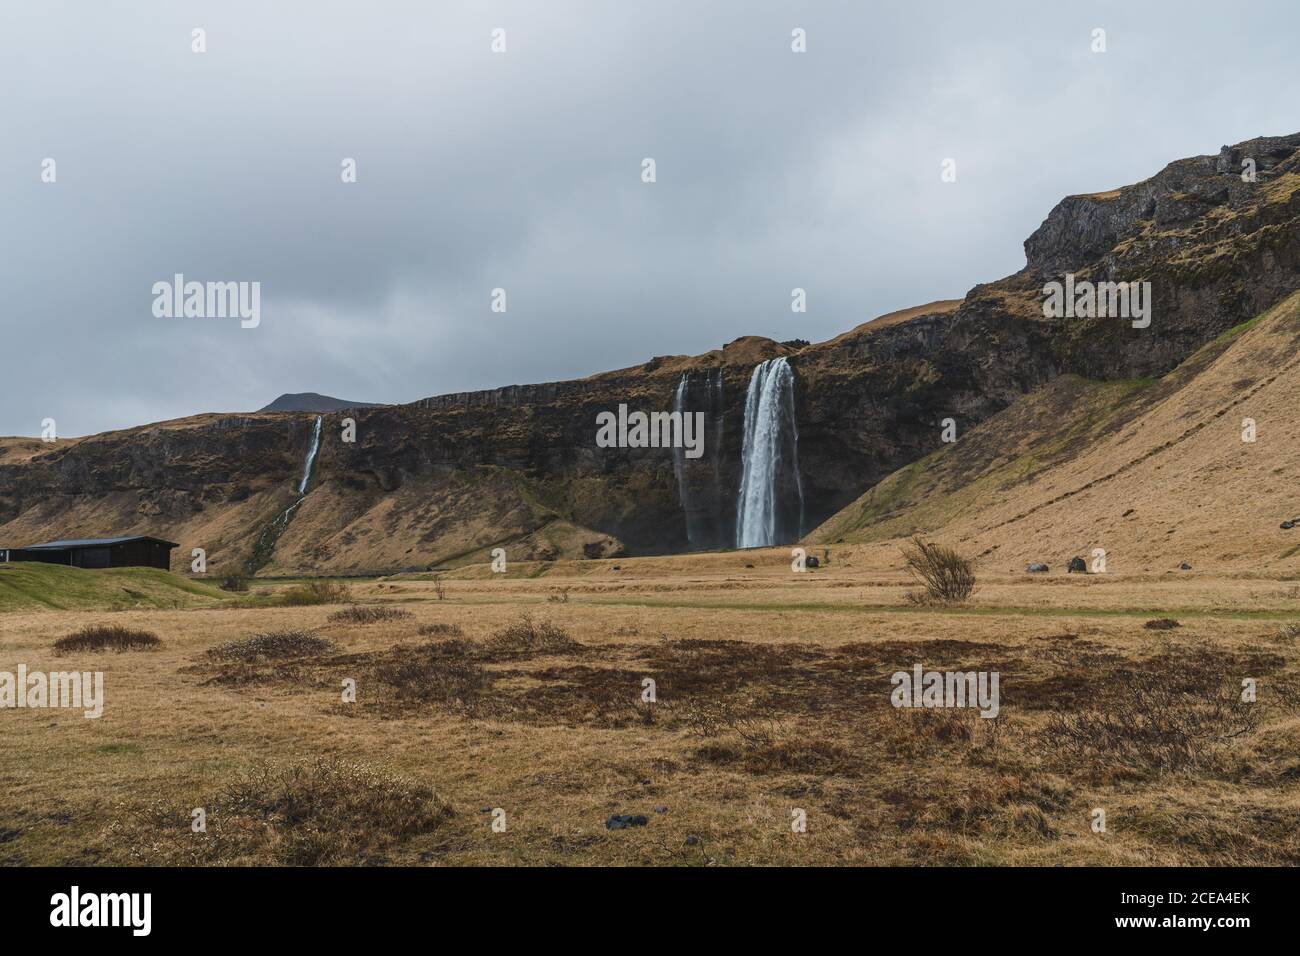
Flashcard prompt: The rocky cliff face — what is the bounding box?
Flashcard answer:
[1025,133,1300,378]
[2,134,1297,574]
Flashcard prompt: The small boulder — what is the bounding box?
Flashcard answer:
[1179,562,1192,570]
[1067,556,1087,574]
[805,555,820,568]
[605,814,649,830]
[1027,562,1049,573]
[1282,520,1296,530]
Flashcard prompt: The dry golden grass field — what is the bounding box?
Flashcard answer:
[3,548,1299,867]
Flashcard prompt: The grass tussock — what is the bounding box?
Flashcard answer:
[486,614,583,657]
[417,622,464,637]
[374,642,490,707]
[326,605,413,625]
[206,630,336,662]
[275,580,354,607]
[53,624,161,654]
[1273,621,1300,643]
[1040,652,1260,775]
[108,757,452,865]
[676,696,780,747]
[901,536,977,604]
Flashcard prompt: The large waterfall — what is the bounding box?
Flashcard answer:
[736,357,803,548]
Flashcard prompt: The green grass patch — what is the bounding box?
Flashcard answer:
[95,743,143,755]
[578,596,1300,623]
[0,563,228,613]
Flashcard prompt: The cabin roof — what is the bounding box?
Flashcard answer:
[20,536,179,550]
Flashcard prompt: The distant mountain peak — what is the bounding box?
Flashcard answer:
[258,392,383,413]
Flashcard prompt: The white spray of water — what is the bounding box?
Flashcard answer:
[247,415,325,573]
[736,357,803,548]
[297,415,323,494]
[671,374,695,548]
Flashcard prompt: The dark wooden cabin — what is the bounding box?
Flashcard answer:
[1,536,177,570]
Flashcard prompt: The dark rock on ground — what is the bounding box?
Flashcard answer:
[1067,557,1087,573]
[1027,562,1049,573]
[605,814,649,830]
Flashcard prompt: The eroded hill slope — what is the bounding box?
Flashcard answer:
[809,291,1300,573]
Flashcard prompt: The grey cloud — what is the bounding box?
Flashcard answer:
[2,0,1297,435]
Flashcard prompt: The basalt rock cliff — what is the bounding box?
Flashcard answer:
[1,133,1297,574]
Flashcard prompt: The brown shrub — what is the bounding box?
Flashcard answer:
[1040,656,1258,774]
[276,580,353,606]
[487,614,582,657]
[54,625,161,654]
[1273,622,1300,643]
[675,696,780,748]
[111,757,452,865]
[900,536,976,604]
[374,642,489,706]
[207,630,335,661]
[417,622,464,637]
[327,605,413,625]
[740,739,860,775]
[1144,618,1181,630]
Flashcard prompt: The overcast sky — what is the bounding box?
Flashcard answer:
[2,0,1297,436]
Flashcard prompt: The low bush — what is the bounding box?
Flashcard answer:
[487,614,582,657]
[417,623,464,637]
[276,581,353,606]
[326,605,412,625]
[900,536,977,604]
[206,630,335,661]
[114,757,452,865]
[54,625,161,654]
[375,643,489,705]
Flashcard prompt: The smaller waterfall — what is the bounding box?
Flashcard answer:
[736,357,803,548]
[245,415,324,574]
[298,415,323,493]
[671,369,728,550]
[671,375,695,548]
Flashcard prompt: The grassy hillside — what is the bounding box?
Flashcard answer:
[809,290,1300,573]
[0,563,228,612]
[259,465,623,576]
